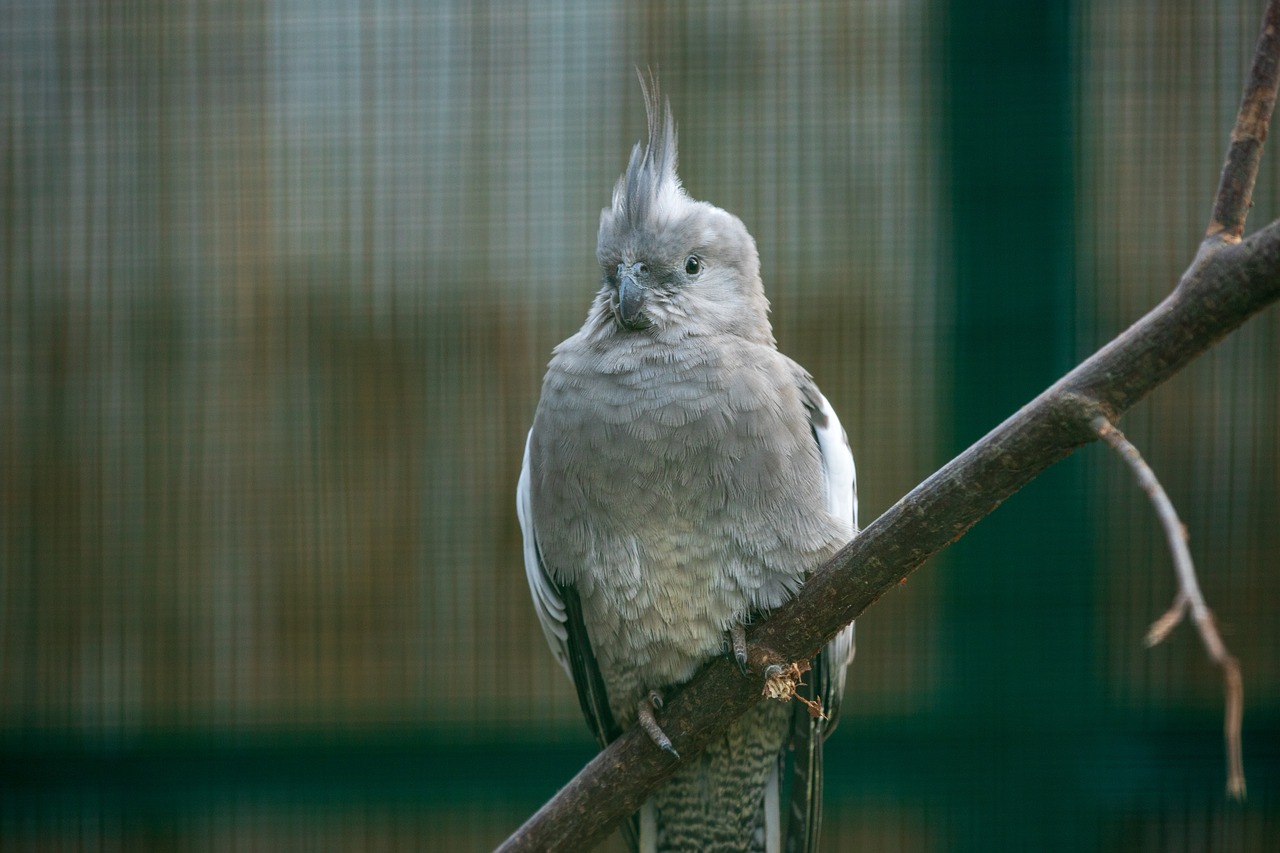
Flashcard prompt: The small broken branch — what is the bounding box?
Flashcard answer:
[1092,417,1246,799]
[1145,590,1189,648]
[762,660,826,720]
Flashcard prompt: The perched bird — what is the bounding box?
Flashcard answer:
[518,75,857,853]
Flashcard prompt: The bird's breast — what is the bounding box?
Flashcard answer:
[532,337,835,717]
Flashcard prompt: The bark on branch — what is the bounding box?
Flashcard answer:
[498,3,1280,849]
[1208,0,1280,242]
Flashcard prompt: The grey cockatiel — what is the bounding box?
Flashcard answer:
[518,76,857,853]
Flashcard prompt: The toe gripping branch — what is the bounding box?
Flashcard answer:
[638,690,679,759]
[729,623,749,676]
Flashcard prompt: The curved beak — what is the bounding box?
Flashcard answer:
[614,263,652,330]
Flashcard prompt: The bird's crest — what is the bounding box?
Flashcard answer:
[607,70,688,235]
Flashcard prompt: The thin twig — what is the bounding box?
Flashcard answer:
[1091,418,1203,623]
[1091,416,1246,800]
[1207,0,1280,242]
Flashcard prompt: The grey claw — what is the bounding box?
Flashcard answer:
[763,663,784,680]
[729,623,749,676]
[638,692,679,760]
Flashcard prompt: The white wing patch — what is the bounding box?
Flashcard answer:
[812,391,858,714]
[812,390,857,535]
[517,430,572,677]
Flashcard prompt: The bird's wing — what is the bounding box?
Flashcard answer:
[786,379,858,853]
[517,430,622,749]
[519,430,639,851]
[808,386,858,736]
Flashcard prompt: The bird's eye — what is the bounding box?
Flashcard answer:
[684,255,702,276]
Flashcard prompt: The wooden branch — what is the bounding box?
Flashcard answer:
[498,220,1280,853]
[1207,0,1280,242]
[499,5,1280,850]
[1091,417,1246,799]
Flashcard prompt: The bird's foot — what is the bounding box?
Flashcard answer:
[728,623,749,676]
[638,690,679,759]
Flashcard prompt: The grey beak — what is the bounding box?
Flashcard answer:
[616,263,651,330]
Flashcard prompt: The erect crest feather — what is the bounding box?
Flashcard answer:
[608,70,687,234]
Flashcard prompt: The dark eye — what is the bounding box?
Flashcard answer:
[684,255,702,276]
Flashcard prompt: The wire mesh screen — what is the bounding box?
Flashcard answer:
[2,1,1277,851]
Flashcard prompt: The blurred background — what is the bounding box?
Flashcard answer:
[2,0,1278,850]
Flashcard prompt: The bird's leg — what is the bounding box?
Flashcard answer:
[728,623,749,676]
[638,690,679,759]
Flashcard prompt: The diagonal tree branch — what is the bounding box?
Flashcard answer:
[499,230,1280,853]
[498,2,1280,849]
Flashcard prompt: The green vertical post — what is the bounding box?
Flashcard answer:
[943,2,1094,850]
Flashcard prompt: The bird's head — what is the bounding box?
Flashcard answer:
[594,74,772,345]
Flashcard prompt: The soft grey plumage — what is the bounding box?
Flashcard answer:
[518,76,857,853]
